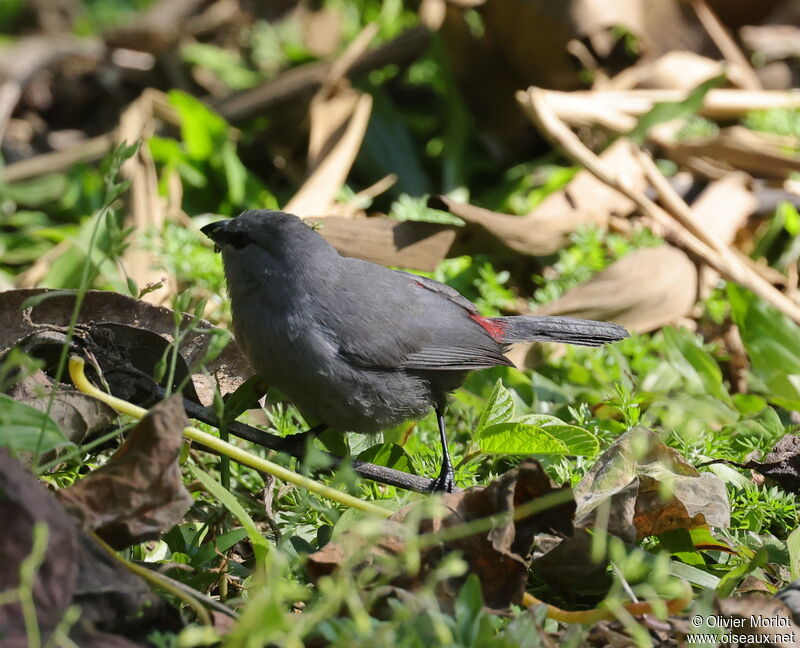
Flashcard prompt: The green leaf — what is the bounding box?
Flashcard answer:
[519,414,599,456]
[716,548,769,598]
[168,90,228,160]
[191,527,248,568]
[661,327,729,402]
[357,442,415,473]
[628,74,725,144]
[475,423,568,455]
[190,464,270,565]
[475,379,515,432]
[0,395,75,457]
[728,284,800,409]
[222,140,247,206]
[788,527,800,581]
[669,561,721,590]
[220,376,265,427]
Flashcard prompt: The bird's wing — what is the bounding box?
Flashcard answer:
[326,261,511,371]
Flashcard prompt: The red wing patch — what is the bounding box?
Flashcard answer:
[469,314,507,341]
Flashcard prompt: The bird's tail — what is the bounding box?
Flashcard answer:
[488,316,629,347]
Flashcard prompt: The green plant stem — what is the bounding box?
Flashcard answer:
[89,531,212,626]
[69,356,389,517]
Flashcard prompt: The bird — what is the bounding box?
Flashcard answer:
[201,209,629,492]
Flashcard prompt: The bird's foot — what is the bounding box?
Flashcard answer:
[428,467,456,493]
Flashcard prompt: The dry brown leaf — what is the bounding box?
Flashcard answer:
[430,139,645,257]
[117,89,176,306]
[691,173,757,296]
[0,288,251,406]
[285,26,377,217]
[57,395,193,549]
[741,24,800,62]
[573,427,730,541]
[531,246,697,335]
[0,449,175,643]
[309,215,456,271]
[737,434,800,494]
[542,88,800,133]
[663,126,800,180]
[19,391,118,445]
[692,173,756,247]
[521,86,800,324]
[605,51,726,92]
[284,89,372,216]
[308,460,575,610]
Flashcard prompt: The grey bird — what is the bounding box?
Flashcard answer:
[201,209,628,492]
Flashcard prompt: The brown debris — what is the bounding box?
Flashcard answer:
[532,245,698,334]
[308,460,575,610]
[56,395,193,549]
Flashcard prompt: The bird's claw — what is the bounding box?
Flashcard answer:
[429,468,456,493]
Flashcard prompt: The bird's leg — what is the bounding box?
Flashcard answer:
[429,406,456,493]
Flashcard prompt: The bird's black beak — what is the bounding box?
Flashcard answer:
[200,219,252,251]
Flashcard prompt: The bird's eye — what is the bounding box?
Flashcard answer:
[226,232,252,249]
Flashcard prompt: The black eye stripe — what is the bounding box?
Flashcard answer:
[229,232,252,249]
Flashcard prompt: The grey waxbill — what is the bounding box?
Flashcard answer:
[201,209,629,492]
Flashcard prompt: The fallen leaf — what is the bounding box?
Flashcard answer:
[308,460,575,610]
[573,427,730,541]
[430,139,646,257]
[57,395,193,549]
[608,51,726,91]
[692,173,757,247]
[20,390,117,445]
[531,245,697,335]
[663,126,800,180]
[692,173,757,295]
[0,288,251,405]
[0,449,176,644]
[743,434,800,493]
[741,24,800,62]
[310,215,456,271]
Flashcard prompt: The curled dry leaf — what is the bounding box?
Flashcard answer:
[116,89,176,306]
[56,395,193,550]
[606,51,726,91]
[531,245,698,335]
[573,427,730,541]
[308,459,575,610]
[20,390,118,445]
[691,173,757,296]
[0,288,251,405]
[663,126,800,180]
[534,427,729,598]
[311,216,456,271]
[431,139,646,258]
[741,434,800,493]
[285,26,376,217]
[0,449,176,644]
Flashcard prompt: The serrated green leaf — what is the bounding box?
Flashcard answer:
[475,379,514,432]
[475,423,568,455]
[518,414,599,457]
